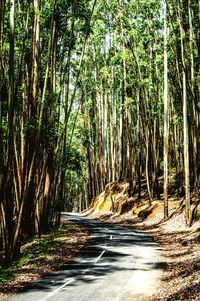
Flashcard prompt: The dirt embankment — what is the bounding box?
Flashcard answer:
[84,181,200,227]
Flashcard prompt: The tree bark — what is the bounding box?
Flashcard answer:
[163,0,169,219]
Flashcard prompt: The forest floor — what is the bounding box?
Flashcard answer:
[0,219,91,300]
[150,224,200,301]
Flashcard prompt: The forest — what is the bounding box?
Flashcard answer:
[0,0,200,267]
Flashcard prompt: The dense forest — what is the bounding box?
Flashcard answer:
[0,0,199,265]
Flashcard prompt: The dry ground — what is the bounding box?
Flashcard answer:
[151,226,200,301]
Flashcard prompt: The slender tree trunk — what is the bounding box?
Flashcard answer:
[0,0,4,72]
[178,0,191,226]
[7,0,15,167]
[183,71,191,226]
[145,126,152,204]
[163,0,169,219]
[188,0,198,190]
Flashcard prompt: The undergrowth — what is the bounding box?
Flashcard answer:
[0,222,77,283]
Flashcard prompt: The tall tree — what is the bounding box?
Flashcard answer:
[163,0,169,219]
[177,0,191,225]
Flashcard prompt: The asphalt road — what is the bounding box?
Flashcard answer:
[3,213,165,301]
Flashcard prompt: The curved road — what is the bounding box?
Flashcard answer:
[3,213,165,301]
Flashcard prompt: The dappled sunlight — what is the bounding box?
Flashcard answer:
[0,214,165,301]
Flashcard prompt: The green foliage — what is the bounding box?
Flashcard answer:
[172,114,182,125]
[64,147,84,171]
[41,122,59,149]
[0,269,15,282]
[24,116,39,137]
[124,97,137,113]
[194,208,200,222]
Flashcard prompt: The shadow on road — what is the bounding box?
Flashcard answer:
[17,215,166,296]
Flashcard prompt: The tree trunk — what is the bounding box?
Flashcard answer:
[178,0,191,226]
[163,0,169,219]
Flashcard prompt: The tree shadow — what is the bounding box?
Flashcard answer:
[2,217,166,299]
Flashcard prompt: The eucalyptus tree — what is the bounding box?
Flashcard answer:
[177,0,191,225]
[163,0,169,219]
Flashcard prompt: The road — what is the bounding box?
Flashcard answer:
[3,213,165,301]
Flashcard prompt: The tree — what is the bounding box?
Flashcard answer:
[163,0,169,219]
[177,0,191,226]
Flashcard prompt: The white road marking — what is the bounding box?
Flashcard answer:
[94,250,106,263]
[38,248,106,300]
[38,278,75,301]
[82,267,90,274]
[110,235,113,240]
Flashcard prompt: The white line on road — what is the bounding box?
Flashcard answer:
[110,235,113,240]
[82,267,89,274]
[38,249,106,301]
[94,250,106,263]
[38,278,75,301]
